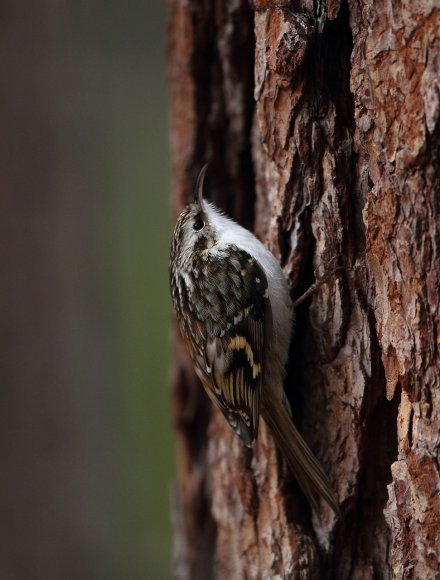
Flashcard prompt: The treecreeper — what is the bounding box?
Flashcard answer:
[169,166,340,515]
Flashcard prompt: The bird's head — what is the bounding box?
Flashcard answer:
[171,165,223,262]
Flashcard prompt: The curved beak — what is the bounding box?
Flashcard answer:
[193,163,208,208]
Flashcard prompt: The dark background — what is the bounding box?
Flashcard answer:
[0,2,173,578]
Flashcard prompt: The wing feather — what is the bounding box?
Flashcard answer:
[174,245,269,446]
[204,251,268,446]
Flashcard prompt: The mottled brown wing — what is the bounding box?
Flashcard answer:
[171,245,269,446]
[201,251,269,446]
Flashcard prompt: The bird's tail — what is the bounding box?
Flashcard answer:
[261,393,340,516]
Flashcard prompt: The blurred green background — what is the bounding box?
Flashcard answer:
[0,2,173,579]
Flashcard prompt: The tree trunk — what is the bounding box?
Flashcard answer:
[167,1,440,578]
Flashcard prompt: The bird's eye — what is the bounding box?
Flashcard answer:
[193,218,204,231]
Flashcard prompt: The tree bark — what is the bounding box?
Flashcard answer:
[167,1,440,578]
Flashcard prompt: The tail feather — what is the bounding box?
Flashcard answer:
[261,393,340,516]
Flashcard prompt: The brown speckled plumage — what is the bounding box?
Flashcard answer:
[170,207,268,445]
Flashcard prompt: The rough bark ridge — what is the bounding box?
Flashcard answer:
[167,1,440,578]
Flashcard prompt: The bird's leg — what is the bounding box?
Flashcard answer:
[292,258,343,309]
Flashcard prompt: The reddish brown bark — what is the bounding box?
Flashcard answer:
[167,1,440,578]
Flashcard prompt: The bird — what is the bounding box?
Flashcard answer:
[169,165,340,515]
